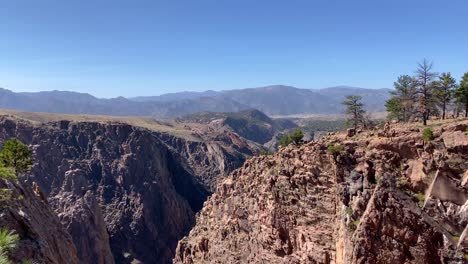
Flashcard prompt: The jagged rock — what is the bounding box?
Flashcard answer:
[0,114,258,264]
[442,130,468,152]
[426,169,467,206]
[175,119,468,263]
[347,128,356,137]
[0,179,79,264]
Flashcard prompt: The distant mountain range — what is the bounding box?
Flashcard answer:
[0,85,391,118]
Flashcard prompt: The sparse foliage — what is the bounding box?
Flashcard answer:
[327,144,344,155]
[414,59,438,125]
[342,95,365,130]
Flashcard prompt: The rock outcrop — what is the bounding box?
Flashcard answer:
[0,113,259,264]
[175,119,468,263]
[0,179,79,264]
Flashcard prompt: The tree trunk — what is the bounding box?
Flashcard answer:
[423,112,427,126]
[465,101,468,117]
[442,103,446,120]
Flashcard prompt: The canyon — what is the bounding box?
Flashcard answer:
[0,110,261,264]
[0,109,467,264]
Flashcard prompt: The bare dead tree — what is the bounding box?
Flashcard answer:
[414,59,438,125]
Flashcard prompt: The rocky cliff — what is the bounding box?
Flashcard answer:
[174,119,468,263]
[0,179,79,263]
[0,112,259,264]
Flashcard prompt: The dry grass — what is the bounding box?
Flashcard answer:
[0,109,201,141]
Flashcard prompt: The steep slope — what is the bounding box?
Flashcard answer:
[175,119,468,263]
[0,179,79,264]
[0,111,260,264]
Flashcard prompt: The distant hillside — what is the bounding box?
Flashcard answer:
[0,85,391,117]
[178,109,297,144]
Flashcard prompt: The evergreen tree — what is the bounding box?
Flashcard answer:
[434,72,457,120]
[0,139,33,174]
[386,75,418,121]
[342,95,365,130]
[455,72,468,117]
[385,97,403,121]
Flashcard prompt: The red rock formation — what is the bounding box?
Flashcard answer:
[175,119,468,263]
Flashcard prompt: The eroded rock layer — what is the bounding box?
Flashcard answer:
[175,119,468,264]
[0,179,79,264]
[0,114,257,264]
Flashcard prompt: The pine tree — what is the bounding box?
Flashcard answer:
[434,72,457,120]
[455,72,468,117]
[386,75,418,122]
[0,139,33,175]
[342,95,365,130]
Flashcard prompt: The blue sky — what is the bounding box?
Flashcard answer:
[1,0,467,98]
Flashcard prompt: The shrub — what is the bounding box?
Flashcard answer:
[278,134,293,147]
[327,144,344,155]
[396,176,408,189]
[421,128,434,142]
[259,149,273,156]
[289,129,304,145]
[413,192,425,207]
[278,129,304,147]
[348,220,360,231]
[346,207,353,216]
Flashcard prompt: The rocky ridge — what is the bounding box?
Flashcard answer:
[175,119,468,263]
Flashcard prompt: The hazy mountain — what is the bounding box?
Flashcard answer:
[0,85,391,118]
[130,90,219,102]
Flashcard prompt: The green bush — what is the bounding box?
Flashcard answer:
[0,228,19,264]
[413,192,425,207]
[278,129,304,147]
[421,128,434,142]
[278,134,293,147]
[327,144,344,155]
[289,129,304,145]
[259,149,273,156]
[396,176,408,188]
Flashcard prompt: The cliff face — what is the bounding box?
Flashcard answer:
[0,179,79,264]
[175,119,468,263]
[0,114,257,264]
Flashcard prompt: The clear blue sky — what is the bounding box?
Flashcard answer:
[1,0,467,98]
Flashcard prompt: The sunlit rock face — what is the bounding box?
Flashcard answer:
[175,119,468,264]
[0,115,257,264]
